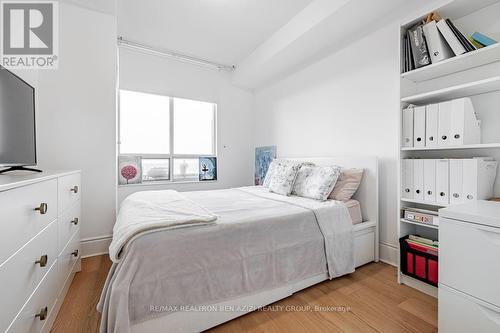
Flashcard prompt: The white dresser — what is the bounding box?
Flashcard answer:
[439,201,500,333]
[0,171,82,333]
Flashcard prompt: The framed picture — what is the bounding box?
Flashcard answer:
[255,146,277,185]
[199,157,217,181]
[118,155,142,185]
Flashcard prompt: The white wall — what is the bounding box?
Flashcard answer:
[35,2,117,256]
[253,23,401,264]
[117,49,255,204]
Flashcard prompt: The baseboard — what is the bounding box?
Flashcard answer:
[379,241,398,266]
[81,235,112,258]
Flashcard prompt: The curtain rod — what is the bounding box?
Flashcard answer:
[117,37,235,72]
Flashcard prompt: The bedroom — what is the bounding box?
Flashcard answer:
[1,0,500,332]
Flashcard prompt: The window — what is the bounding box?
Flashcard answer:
[118,90,217,183]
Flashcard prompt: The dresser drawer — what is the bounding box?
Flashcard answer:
[58,231,80,285]
[0,179,57,266]
[440,217,500,307]
[58,203,81,254]
[5,259,60,333]
[58,173,81,214]
[0,220,58,332]
[439,284,500,333]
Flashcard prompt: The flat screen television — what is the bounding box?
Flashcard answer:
[0,66,39,173]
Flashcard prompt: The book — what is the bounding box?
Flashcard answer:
[436,19,466,56]
[407,35,415,71]
[406,240,439,256]
[423,20,454,63]
[409,234,438,247]
[446,19,475,52]
[468,36,484,49]
[407,24,431,68]
[471,32,498,46]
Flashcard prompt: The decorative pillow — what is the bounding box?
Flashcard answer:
[263,159,312,188]
[328,168,364,201]
[292,165,342,201]
[268,163,301,196]
[263,160,280,187]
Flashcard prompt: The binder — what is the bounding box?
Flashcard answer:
[438,101,452,147]
[463,158,498,201]
[450,98,481,146]
[402,107,414,148]
[436,159,449,204]
[413,106,426,147]
[426,104,439,148]
[424,159,436,202]
[423,20,453,63]
[449,159,464,204]
[402,159,414,199]
[407,25,431,68]
[436,19,466,56]
[446,19,475,52]
[413,159,424,201]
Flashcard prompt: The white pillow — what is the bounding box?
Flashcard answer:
[292,165,341,201]
[263,159,312,188]
[268,163,301,196]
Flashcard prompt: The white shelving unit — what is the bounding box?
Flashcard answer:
[401,143,500,151]
[398,0,500,297]
[401,76,500,104]
[401,43,500,82]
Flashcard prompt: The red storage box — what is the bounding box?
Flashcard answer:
[400,235,438,286]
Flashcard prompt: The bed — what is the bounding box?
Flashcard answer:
[98,156,379,333]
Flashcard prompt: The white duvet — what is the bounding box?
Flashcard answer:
[99,186,354,333]
[109,190,217,262]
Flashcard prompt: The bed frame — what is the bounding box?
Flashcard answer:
[131,156,379,333]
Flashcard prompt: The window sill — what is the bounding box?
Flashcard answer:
[118,180,218,188]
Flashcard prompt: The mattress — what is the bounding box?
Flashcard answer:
[98,187,354,333]
[344,199,363,224]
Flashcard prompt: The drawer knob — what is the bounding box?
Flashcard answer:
[70,185,79,193]
[405,188,410,193]
[453,193,460,198]
[454,134,460,139]
[427,190,432,195]
[71,217,79,225]
[35,203,48,215]
[416,137,422,142]
[35,306,48,321]
[440,192,446,197]
[467,194,474,200]
[416,189,420,194]
[71,249,79,257]
[428,136,434,141]
[35,255,48,267]
[441,135,447,140]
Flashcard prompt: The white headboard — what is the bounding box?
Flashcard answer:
[282,156,379,224]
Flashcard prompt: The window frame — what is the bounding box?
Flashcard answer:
[117,89,218,184]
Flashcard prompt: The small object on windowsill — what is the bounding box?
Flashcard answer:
[489,198,500,202]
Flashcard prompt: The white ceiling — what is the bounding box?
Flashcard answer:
[118,0,313,65]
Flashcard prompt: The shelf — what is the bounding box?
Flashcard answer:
[401,43,500,83]
[401,143,500,151]
[401,76,500,104]
[401,198,448,207]
[400,218,439,230]
[399,273,438,298]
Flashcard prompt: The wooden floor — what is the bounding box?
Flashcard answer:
[51,256,437,333]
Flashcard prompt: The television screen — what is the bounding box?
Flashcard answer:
[0,67,36,167]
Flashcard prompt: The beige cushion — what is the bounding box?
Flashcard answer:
[329,168,364,201]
